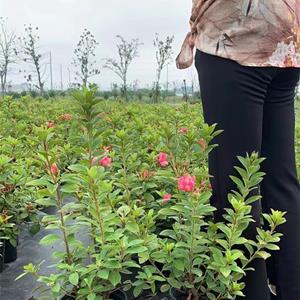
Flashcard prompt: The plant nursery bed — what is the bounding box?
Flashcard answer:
[0,93,287,300]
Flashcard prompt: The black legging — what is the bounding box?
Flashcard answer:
[194,49,300,300]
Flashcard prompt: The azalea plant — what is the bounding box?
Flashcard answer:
[18,88,156,299]
[133,152,285,300]
[0,211,16,247]
[0,151,39,247]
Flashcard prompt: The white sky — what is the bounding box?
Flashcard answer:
[1,0,198,90]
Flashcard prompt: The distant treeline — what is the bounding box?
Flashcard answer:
[4,88,201,102]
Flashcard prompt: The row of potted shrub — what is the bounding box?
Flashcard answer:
[0,94,79,272]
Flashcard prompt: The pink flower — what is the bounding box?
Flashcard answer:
[178,175,196,192]
[50,163,59,176]
[162,193,172,203]
[99,156,112,167]
[179,127,188,134]
[157,152,169,167]
[197,138,207,151]
[46,121,55,129]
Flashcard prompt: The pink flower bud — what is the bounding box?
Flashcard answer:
[99,156,112,167]
[157,152,169,167]
[46,121,55,129]
[179,127,188,134]
[197,138,207,151]
[162,193,172,203]
[50,163,59,176]
[178,175,196,192]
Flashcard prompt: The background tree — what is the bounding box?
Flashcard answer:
[21,25,46,94]
[103,35,142,101]
[72,28,100,87]
[110,82,119,100]
[172,80,179,96]
[0,17,18,96]
[152,33,174,103]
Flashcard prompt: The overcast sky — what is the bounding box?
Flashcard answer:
[1,0,198,90]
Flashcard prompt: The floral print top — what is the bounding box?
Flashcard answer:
[176,0,300,69]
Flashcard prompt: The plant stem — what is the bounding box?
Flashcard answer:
[43,142,72,264]
[90,178,105,245]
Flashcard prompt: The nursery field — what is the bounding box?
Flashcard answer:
[0,89,298,300]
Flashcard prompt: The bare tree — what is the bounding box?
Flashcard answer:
[0,18,18,96]
[103,35,143,101]
[131,79,139,92]
[152,33,174,103]
[72,28,100,87]
[21,25,46,94]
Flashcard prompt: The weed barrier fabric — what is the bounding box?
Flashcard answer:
[0,207,90,300]
[0,222,58,299]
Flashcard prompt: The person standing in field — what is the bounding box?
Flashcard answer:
[176,1,300,299]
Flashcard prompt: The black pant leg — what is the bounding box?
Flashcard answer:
[194,49,278,300]
[260,67,300,300]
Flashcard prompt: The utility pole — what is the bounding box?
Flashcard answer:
[166,64,169,96]
[183,79,188,103]
[49,52,53,90]
[60,64,63,90]
[67,67,71,87]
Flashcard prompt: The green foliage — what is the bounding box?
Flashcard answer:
[0,89,288,299]
[131,152,285,300]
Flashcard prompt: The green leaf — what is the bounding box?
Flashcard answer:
[109,271,121,286]
[87,166,98,179]
[35,198,56,206]
[167,278,182,289]
[220,267,231,278]
[128,239,144,247]
[126,222,139,234]
[52,282,60,293]
[256,251,271,260]
[87,293,96,300]
[174,259,185,271]
[133,285,143,298]
[217,224,231,239]
[61,184,78,193]
[264,244,280,251]
[103,260,122,269]
[98,269,109,280]
[68,164,86,173]
[39,234,60,246]
[138,252,149,264]
[27,178,50,187]
[160,284,170,293]
[127,246,148,254]
[69,273,79,285]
